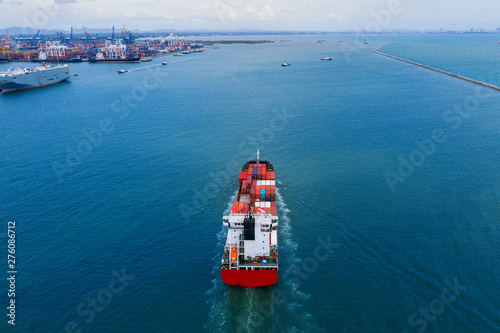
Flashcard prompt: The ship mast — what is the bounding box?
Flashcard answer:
[257,149,260,160]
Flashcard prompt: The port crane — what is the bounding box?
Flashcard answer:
[116,25,135,44]
[82,26,95,41]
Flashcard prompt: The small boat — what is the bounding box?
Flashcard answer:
[162,59,168,65]
[173,52,182,56]
[141,56,153,62]
[363,38,368,45]
[281,60,290,67]
[321,57,332,61]
[117,66,128,74]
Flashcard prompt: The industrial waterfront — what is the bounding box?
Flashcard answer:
[0,27,207,62]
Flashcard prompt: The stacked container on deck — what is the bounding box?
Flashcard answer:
[231,162,277,216]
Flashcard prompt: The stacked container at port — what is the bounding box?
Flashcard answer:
[231,162,277,216]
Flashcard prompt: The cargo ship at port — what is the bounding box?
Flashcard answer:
[0,64,71,93]
[221,150,279,287]
[89,41,141,63]
[30,41,83,63]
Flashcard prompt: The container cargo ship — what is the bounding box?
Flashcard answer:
[221,151,279,287]
[0,64,71,93]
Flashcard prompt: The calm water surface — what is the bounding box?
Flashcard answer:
[1,34,499,332]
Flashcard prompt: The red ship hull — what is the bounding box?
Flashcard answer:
[221,269,278,287]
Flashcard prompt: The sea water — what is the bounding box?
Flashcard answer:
[1,34,499,332]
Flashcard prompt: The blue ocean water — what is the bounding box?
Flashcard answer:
[1,34,500,333]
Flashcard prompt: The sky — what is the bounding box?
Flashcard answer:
[0,0,499,32]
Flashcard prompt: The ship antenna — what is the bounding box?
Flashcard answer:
[257,149,260,160]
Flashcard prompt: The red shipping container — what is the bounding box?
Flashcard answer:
[262,168,267,179]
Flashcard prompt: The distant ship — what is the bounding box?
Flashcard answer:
[32,57,83,63]
[282,60,290,66]
[321,57,332,61]
[89,41,141,63]
[0,64,72,93]
[221,150,279,287]
[0,57,9,63]
[32,41,83,63]
[89,53,141,63]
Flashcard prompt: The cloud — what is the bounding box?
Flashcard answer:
[55,0,77,3]
[326,12,347,20]
[245,5,274,21]
[9,1,21,5]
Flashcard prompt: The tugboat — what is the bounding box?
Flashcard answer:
[221,150,279,287]
[321,57,332,61]
[281,60,290,67]
[117,66,128,74]
[162,59,168,65]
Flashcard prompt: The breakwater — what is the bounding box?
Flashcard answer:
[373,42,500,92]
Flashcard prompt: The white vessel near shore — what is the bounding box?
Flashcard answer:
[0,64,72,93]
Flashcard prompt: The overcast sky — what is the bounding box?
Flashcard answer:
[1,0,499,31]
